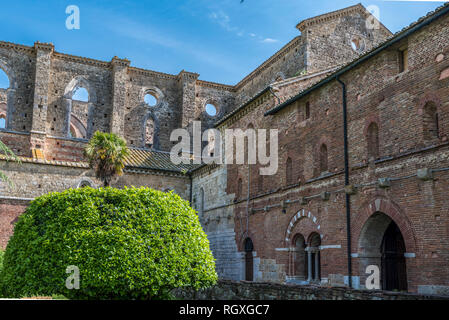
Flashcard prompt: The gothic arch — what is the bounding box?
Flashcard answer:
[354,197,417,254]
[0,58,17,130]
[64,76,97,139]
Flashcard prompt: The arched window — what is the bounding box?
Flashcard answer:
[319,144,328,174]
[293,234,307,280]
[367,122,380,160]
[65,77,94,139]
[0,68,9,89]
[244,238,254,281]
[72,87,89,102]
[145,117,154,149]
[286,157,293,185]
[0,67,11,129]
[70,87,89,138]
[423,102,439,140]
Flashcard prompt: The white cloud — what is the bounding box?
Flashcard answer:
[262,38,279,43]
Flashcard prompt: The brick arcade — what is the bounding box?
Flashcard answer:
[1,3,449,295]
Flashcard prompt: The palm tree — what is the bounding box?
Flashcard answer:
[0,140,20,186]
[84,131,130,187]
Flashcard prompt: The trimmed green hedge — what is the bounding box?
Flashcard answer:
[0,250,4,273]
[0,187,217,299]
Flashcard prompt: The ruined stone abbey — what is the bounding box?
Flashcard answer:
[1,3,449,295]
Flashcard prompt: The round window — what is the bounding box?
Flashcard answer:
[205,104,217,117]
[144,93,158,107]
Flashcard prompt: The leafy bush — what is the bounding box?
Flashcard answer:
[0,187,217,299]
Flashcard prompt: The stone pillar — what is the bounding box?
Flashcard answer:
[314,250,320,281]
[110,56,130,137]
[178,70,199,129]
[30,41,54,158]
[307,248,312,282]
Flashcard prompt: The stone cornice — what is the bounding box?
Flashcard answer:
[0,40,35,54]
[128,66,178,80]
[178,70,200,81]
[296,3,365,31]
[111,56,130,67]
[234,36,302,91]
[52,51,110,68]
[34,41,54,52]
[196,80,235,92]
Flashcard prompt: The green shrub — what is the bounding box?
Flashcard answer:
[0,187,217,299]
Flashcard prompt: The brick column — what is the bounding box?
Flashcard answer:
[30,41,53,158]
[178,70,199,129]
[110,56,130,137]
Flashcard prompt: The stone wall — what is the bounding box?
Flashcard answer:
[173,280,449,300]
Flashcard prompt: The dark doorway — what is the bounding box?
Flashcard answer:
[381,221,408,291]
[244,238,254,281]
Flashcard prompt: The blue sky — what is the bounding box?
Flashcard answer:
[0,0,445,87]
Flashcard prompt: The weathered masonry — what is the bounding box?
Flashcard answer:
[1,3,449,295]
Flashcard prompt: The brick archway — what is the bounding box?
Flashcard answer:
[353,197,417,254]
[284,209,322,247]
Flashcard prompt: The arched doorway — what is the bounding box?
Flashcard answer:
[358,212,408,291]
[381,221,408,291]
[244,238,254,281]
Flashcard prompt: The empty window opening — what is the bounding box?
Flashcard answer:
[72,87,89,102]
[206,103,217,117]
[144,93,157,107]
[0,69,9,89]
[0,68,10,129]
[145,117,155,149]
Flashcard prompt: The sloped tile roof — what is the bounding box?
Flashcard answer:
[124,148,201,173]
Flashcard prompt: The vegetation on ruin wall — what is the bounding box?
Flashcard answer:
[0,187,217,299]
[0,140,20,185]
